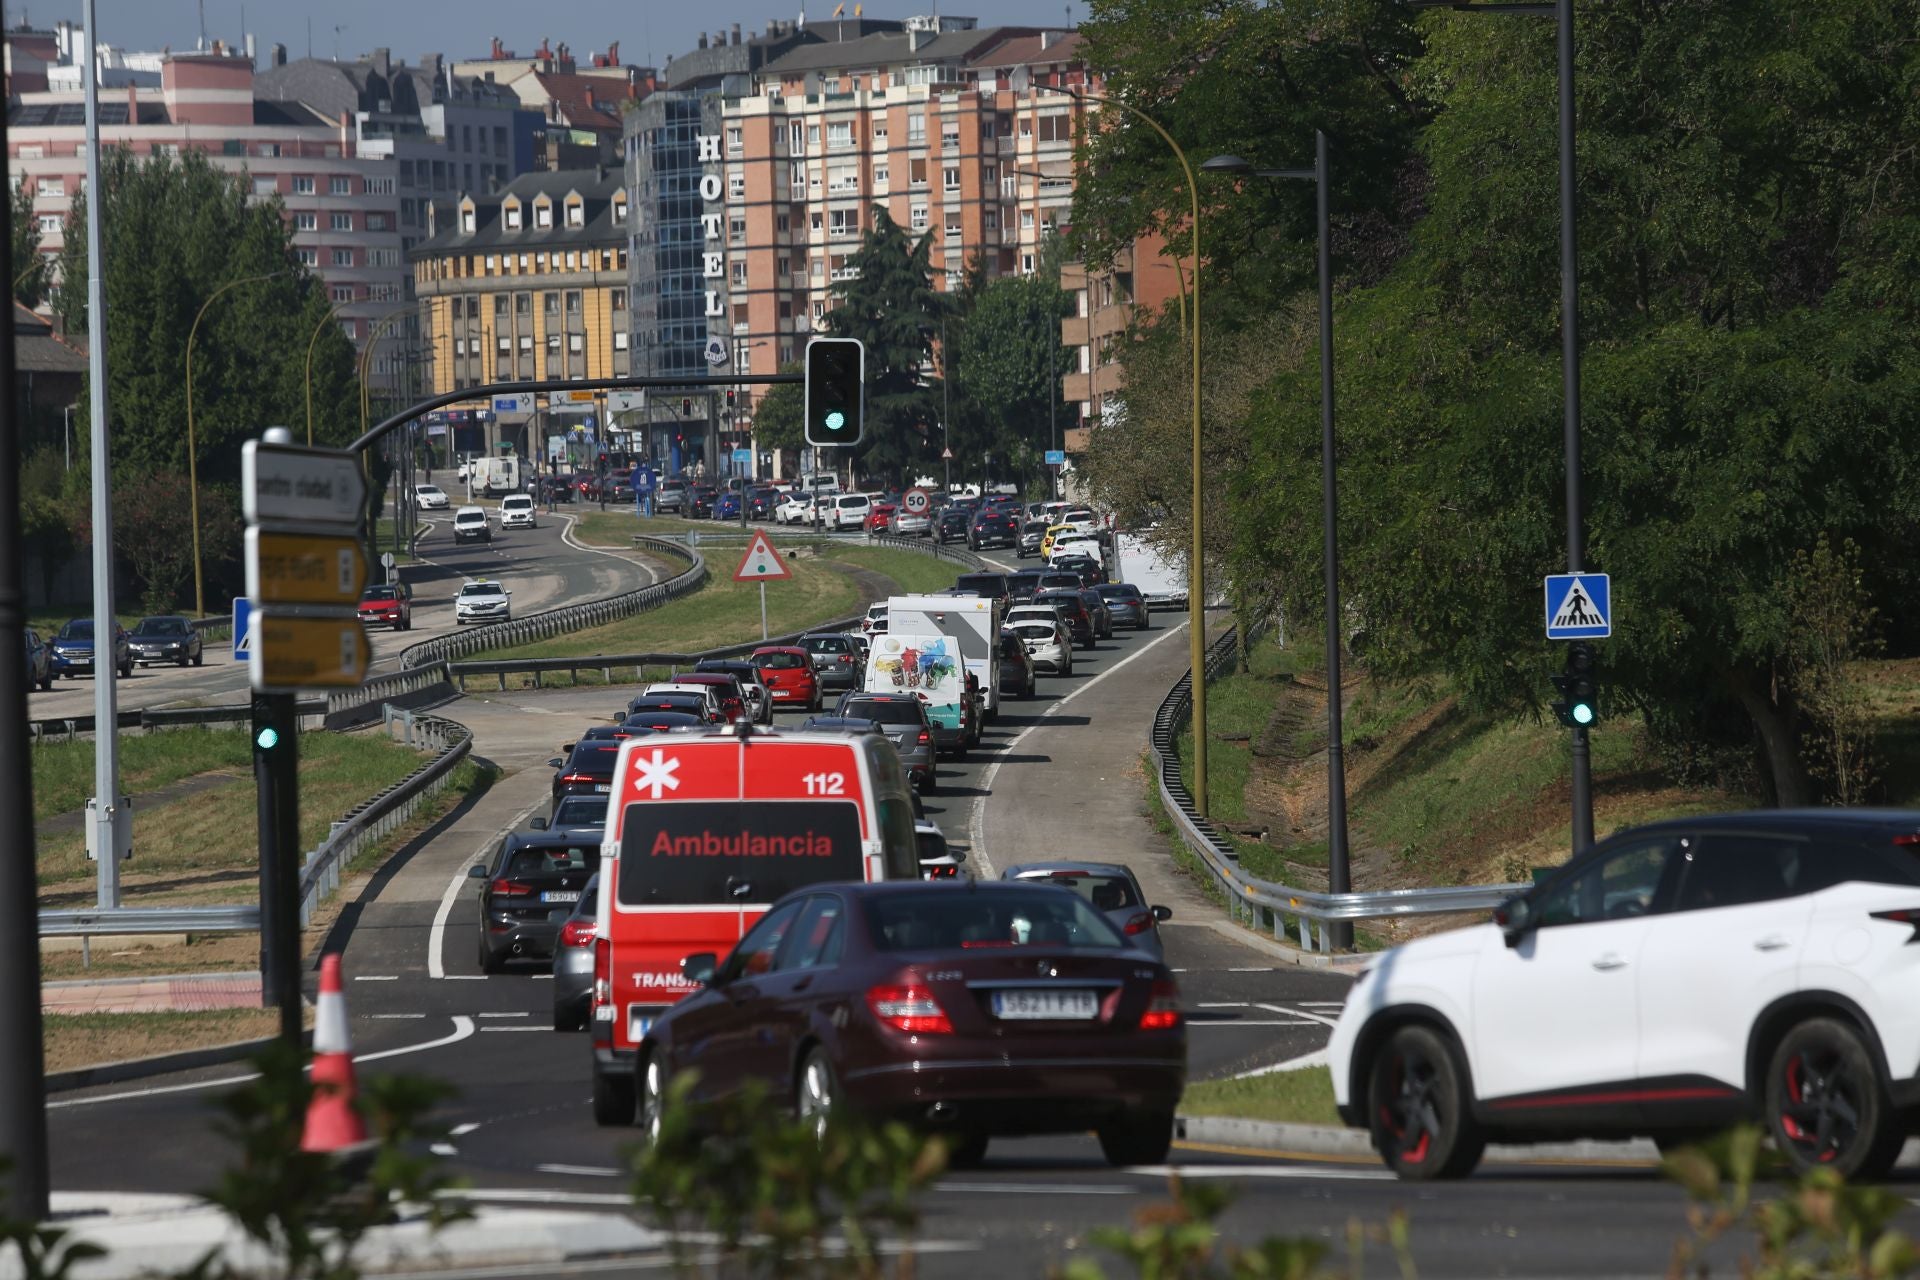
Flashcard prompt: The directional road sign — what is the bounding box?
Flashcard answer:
[903,487,931,516]
[733,531,791,582]
[242,442,366,527]
[1045,449,1066,466]
[248,612,372,692]
[245,529,368,606]
[1544,573,1612,640]
[232,598,255,662]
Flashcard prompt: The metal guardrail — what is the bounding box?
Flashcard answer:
[1149,626,1525,953]
[38,905,262,938]
[28,700,328,743]
[190,616,233,643]
[868,532,989,570]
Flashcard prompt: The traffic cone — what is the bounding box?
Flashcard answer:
[301,952,367,1152]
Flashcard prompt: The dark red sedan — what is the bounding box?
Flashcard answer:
[628,881,1186,1168]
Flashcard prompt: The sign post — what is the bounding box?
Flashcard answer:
[242,431,371,1044]
[733,530,790,641]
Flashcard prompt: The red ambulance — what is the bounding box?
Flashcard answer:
[589,723,920,1123]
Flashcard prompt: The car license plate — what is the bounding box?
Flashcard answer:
[628,1010,653,1041]
[991,989,1099,1020]
[541,890,580,904]
[594,783,611,793]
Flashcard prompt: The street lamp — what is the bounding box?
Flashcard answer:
[1202,131,1352,947]
[303,300,345,445]
[1410,0,1593,850]
[185,268,288,616]
[1019,72,1213,817]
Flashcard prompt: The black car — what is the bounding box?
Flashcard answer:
[1051,555,1107,588]
[128,615,204,668]
[688,485,719,518]
[969,510,1020,551]
[936,508,971,544]
[622,709,708,733]
[747,487,779,519]
[797,631,862,692]
[1096,583,1150,630]
[469,832,600,972]
[952,572,1010,604]
[998,631,1036,700]
[23,628,50,692]
[1004,568,1049,604]
[546,739,623,807]
[1033,589,1097,648]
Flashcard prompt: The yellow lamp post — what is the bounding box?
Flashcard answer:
[303,301,345,445]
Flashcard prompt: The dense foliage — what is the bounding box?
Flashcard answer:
[1073,0,1920,803]
[822,208,945,483]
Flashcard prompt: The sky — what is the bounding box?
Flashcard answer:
[62,1,1083,68]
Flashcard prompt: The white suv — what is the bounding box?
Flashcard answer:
[1328,811,1920,1181]
[499,494,537,529]
[452,505,490,544]
[825,493,870,530]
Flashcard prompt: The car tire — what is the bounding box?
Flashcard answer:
[795,1048,841,1141]
[1096,1109,1173,1167]
[119,662,132,679]
[1365,1024,1485,1180]
[944,1130,990,1170]
[193,650,204,665]
[177,654,189,667]
[593,1066,637,1129]
[552,1003,584,1033]
[1765,1016,1904,1181]
[476,934,504,975]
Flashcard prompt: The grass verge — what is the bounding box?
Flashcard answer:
[1179,1067,1341,1126]
[817,544,958,596]
[34,728,254,824]
[42,1009,292,1075]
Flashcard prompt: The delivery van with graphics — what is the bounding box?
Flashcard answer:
[863,631,967,755]
[588,723,920,1125]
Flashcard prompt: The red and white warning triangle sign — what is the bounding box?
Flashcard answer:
[732,530,791,582]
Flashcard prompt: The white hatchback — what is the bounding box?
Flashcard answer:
[414,483,450,510]
[499,494,537,529]
[1328,811,1920,1181]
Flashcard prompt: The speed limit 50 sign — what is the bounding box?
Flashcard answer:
[903,487,931,515]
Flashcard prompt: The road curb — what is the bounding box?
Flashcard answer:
[1175,1114,1661,1165]
[44,1032,307,1094]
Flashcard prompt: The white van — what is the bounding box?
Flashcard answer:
[824,492,870,530]
[499,493,537,529]
[453,505,491,544]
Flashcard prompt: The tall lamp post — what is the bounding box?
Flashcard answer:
[1203,131,1351,947]
[1020,73,1212,815]
[185,269,288,616]
[1412,0,1592,850]
[303,300,345,445]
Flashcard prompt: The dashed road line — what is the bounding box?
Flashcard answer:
[534,1163,623,1178]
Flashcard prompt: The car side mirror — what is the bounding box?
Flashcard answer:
[681,951,719,985]
[1494,895,1532,948]
[467,864,488,880]
[547,757,564,769]
[1151,904,1172,922]
[529,817,548,830]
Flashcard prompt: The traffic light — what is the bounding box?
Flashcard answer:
[681,397,693,416]
[725,388,737,409]
[805,337,865,447]
[1550,642,1598,729]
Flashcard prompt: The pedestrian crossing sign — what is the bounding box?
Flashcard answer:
[732,531,791,582]
[1544,573,1611,640]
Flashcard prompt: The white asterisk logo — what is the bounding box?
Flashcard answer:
[631,748,681,800]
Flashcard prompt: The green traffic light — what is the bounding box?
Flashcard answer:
[1571,703,1594,726]
[825,410,846,431]
[256,726,280,750]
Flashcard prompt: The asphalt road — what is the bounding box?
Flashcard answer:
[26,510,650,719]
[51,540,1885,1278]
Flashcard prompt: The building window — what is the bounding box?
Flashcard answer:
[730,261,746,285]
[295,212,318,231]
[827,121,852,149]
[330,175,352,195]
[565,290,581,314]
[830,209,858,237]
[504,205,521,229]
[611,288,627,311]
[331,248,353,267]
[253,177,278,196]
[1020,210,1035,230]
[811,259,823,280]
[568,333,583,353]
[296,248,317,266]
[873,164,889,188]
[330,212,353,231]
[907,111,926,143]
[827,166,857,194]
[370,248,400,267]
[910,205,928,231]
[565,201,584,227]
[727,126,744,154]
[1021,252,1036,274]
[534,203,552,228]
[943,166,960,192]
[910,159,927,187]
[516,292,531,314]
[728,172,745,200]
[35,214,59,235]
[806,124,820,145]
[494,294,508,318]
[613,197,627,224]
[614,331,629,351]
[944,214,961,237]
[461,208,476,233]
[292,176,316,194]
[364,176,393,195]
[544,292,559,315]
[984,209,999,230]
[810,211,823,232]
[34,178,62,198]
[941,124,960,148]
[729,216,746,244]
[1037,114,1073,143]
[330,285,353,303]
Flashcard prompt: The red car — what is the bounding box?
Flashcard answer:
[866,502,897,534]
[356,584,412,631]
[751,645,820,711]
[631,879,1186,1168]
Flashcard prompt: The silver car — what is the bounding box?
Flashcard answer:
[1007,617,1073,675]
[889,508,932,537]
[1002,861,1172,961]
[804,705,936,793]
[551,872,599,1032]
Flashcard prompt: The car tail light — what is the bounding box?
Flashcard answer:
[592,937,611,1004]
[1139,979,1182,1030]
[559,773,598,785]
[917,730,930,744]
[1123,911,1155,936]
[1869,908,1920,942]
[559,918,597,947]
[1894,835,1920,847]
[866,981,952,1034]
[490,878,532,897]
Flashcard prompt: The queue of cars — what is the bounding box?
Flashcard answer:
[463,547,1186,1166]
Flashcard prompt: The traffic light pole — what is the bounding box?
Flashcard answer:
[253,691,302,1046]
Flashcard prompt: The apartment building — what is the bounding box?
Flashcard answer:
[453,38,657,169]
[410,169,631,461]
[1059,231,1185,448]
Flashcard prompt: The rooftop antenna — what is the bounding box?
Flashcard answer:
[332,23,346,62]
[198,0,206,49]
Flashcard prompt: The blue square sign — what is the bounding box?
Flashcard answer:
[1544,573,1611,640]
[1045,449,1066,466]
[232,597,255,661]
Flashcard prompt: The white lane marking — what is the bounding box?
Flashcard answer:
[369,1013,428,1020]
[1142,1163,1394,1182]
[441,974,489,981]
[480,1026,549,1033]
[967,621,1193,878]
[558,513,664,588]
[933,1181,1134,1196]
[429,794,550,979]
[450,1122,482,1136]
[1197,1001,1249,1008]
[1227,966,1275,973]
[354,975,399,982]
[534,1162,623,1178]
[429,1143,458,1157]
[1299,1001,1346,1008]
[442,1188,635,1207]
[1233,1048,1332,1080]
[1256,1002,1340,1029]
[48,1017,478,1108]
[478,1011,530,1018]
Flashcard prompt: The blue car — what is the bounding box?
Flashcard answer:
[714,491,742,520]
[50,618,132,680]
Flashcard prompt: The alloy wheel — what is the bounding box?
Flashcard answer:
[797,1052,836,1141]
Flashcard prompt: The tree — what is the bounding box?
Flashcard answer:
[111,469,241,614]
[751,362,805,454]
[947,271,1073,494]
[10,175,46,309]
[822,207,943,483]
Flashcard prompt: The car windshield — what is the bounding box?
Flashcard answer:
[362,588,399,602]
[756,652,807,669]
[843,698,923,727]
[57,621,92,639]
[460,584,501,597]
[552,796,609,827]
[1099,586,1142,599]
[802,637,848,654]
[133,617,187,635]
[1010,622,1057,640]
[1016,870,1140,910]
[504,845,599,877]
[617,799,865,905]
[563,744,621,774]
[864,888,1126,951]
[954,575,1007,595]
[503,496,531,508]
